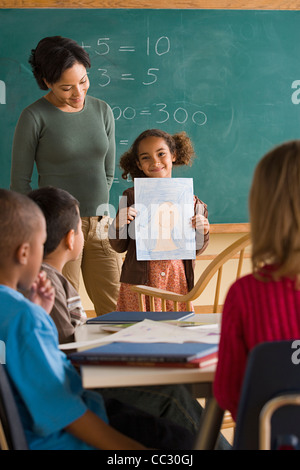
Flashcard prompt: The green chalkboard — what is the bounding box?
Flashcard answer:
[1,9,300,223]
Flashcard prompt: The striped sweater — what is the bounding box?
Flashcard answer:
[213,270,300,420]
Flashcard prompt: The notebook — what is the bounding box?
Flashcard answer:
[86,311,194,324]
[68,341,218,369]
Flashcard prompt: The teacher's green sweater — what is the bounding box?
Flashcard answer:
[10,95,115,216]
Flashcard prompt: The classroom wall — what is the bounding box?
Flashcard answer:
[1,0,291,311]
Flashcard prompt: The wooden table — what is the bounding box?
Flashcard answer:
[74,314,224,449]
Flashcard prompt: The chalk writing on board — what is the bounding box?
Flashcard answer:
[112,103,207,127]
[97,66,161,87]
[80,34,208,128]
[0,80,5,105]
[82,36,170,88]
[96,68,161,86]
[146,37,170,56]
[82,36,170,56]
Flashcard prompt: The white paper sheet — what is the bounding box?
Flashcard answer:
[134,178,196,260]
[60,320,220,350]
[107,319,220,344]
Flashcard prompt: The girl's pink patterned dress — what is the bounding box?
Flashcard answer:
[117,259,192,312]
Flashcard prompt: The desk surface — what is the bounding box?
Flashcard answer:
[74,315,224,449]
[75,314,219,392]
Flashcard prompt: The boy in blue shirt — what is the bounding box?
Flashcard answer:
[0,189,192,450]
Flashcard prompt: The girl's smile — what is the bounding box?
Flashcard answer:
[137,137,176,178]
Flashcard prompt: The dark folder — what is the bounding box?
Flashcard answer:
[69,341,218,367]
[86,311,194,324]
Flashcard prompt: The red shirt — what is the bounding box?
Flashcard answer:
[213,271,300,420]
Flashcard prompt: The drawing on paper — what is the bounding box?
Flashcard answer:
[134,178,196,260]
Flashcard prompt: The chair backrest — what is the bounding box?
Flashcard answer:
[234,340,300,450]
[189,233,251,312]
[131,233,251,312]
[0,364,28,450]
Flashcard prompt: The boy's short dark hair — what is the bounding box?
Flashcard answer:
[0,189,44,265]
[28,186,80,257]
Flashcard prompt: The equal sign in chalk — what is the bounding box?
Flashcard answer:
[119,46,135,52]
[140,109,151,116]
[121,74,135,81]
[119,140,129,145]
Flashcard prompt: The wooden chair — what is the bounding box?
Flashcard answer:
[131,232,251,313]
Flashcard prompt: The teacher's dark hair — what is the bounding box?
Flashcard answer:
[29,36,91,90]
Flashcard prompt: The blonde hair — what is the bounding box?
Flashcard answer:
[249,140,300,282]
[119,129,195,181]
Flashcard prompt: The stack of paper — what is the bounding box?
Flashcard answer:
[68,319,219,369]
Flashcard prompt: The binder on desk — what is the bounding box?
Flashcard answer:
[68,342,218,369]
[86,311,194,324]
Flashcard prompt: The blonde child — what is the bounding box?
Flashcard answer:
[109,129,209,312]
[214,140,300,421]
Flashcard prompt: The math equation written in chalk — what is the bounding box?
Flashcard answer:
[81,36,171,87]
[80,36,208,129]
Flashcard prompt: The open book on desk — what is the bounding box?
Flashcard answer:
[68,341,218,369]
[86,311,194,324]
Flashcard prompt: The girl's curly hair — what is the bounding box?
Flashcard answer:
[119,129,196,181]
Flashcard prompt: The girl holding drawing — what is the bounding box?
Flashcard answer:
[108,129,209,312]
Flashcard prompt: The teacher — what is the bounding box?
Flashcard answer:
[10,36,122,316]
